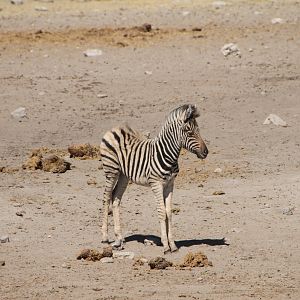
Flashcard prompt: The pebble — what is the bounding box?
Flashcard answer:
[83,49,103,57]
[212,1,226,9]
[97,93,108,98]
[61,263,71,269]
[113,251,135,260]
[271,18,284,24]
[11,107,27,121]
[35,7,48,11]
[0,235,10,243]
[182,11,190,16]
[144,239,155,246]
[221,43,241,57]
[212,191,225,195]
[214,167,222,173]
[100,257,114,263]
[282,207,295,215]
[0,261,5,266]
[144,70,152,75]
[263,114,287,127]
[11,0,23,4]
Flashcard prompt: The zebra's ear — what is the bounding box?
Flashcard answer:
[184,104,200,122]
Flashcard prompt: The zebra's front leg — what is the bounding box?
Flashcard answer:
[111,174,128,250]
[102,174,118,244]
[151,182,170,254]
[164,180,178,252]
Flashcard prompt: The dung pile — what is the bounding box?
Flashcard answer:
[148,257,173,270]
[77,246,113,262]
[179,251,212,268]
[22,150,70,173]
[68,144,101,160]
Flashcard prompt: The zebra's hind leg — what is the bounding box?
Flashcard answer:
[102,173,119,244]
[164,180,178,252]
[111,173,129,250]
[151,182,170,254]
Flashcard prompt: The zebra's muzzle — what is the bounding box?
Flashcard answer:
[195,147,208,159]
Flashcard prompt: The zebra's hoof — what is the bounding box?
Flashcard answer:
[163,248,171,255]
[112,239,124,250]
[170,246,179,253]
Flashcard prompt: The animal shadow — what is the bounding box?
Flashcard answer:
[124,234,229,248]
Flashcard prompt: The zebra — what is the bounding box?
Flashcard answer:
[100,104,208,253]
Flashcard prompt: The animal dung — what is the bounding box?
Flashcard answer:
[179,251,212,268]
[148,257,173,269]
[77,246,113,262]
[68,144,101,159]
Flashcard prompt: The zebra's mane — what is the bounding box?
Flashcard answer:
[164,104,199,125]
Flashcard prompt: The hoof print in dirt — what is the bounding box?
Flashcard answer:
[179,251,212,268]
[77,246,113,262]
[148,257,173,270]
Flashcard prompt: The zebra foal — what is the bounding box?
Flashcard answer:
[100,104,208,253]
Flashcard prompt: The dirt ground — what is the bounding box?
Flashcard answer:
[1,0,300,299]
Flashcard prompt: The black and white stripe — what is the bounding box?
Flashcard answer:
[100,104,208,253]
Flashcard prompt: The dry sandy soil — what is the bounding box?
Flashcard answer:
[1,0,300,299]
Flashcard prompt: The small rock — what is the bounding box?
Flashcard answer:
[35,6,48,11]
[16,211,24,217]
[100,257,114,263]
[182,11,190,16]
[221,43,241,57]
[83,49,103,57]
[282,207,295,215]
[144,70,152,75]
[11,107,27,120]
[0,261,5,266]
[11,0,23,5]
[87,178,97,185]
[97,93,108,98]
[0,235,10,243]
[212,191,225,195]
[113,251,135,260]
[271,18,284,24]
[214,167,222,173]
[212,1,226,9]
[144,239,155,246]
[61,263,71,269]
[263,114,287,127]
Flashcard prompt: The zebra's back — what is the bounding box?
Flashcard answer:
[101,125,152,184]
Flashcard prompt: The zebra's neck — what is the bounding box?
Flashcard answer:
[153,122,182,167]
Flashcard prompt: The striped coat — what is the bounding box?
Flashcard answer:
[100,104,208,253]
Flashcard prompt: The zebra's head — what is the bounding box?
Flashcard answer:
[180,104,208,159]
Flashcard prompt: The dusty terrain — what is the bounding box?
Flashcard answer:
[1,0,300,299]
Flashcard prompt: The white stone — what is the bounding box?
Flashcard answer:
[83,49,103,57]
[271,18,284,24]
[263,114,287,127]
[221,43,241,57]
[113,251,135,260]
[0,235,10,243]
[100,257,114,263]
[214,167,222,173]
[212,1,226,9]
[11,107,26,120]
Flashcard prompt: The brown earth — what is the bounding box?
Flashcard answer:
[0,0,300,299]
